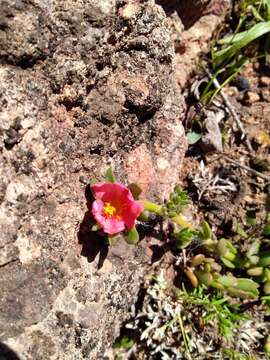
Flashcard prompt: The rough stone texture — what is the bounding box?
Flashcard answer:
[0,0,230,359]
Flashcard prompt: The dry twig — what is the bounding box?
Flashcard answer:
[204,68,254,153]
[224,156,270,182]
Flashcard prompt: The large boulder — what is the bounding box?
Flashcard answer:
[0,0,230,358]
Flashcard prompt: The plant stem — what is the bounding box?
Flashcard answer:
[140,200,194,229]
[140,200,163,215]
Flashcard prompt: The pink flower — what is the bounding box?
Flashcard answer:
[91,182,143,235]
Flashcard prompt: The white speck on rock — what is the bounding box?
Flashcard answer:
[15,236,41,265]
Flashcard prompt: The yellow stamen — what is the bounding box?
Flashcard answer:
[103,202,116,218]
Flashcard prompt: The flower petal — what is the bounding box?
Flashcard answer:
[91,182,143,235]
[92,199,126,235]
[92,182,130,203]
[92,199,105,224]
[122,199,143,229]
[102,218,125,235]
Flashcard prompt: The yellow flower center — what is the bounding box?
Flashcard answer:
[103,202,116,218]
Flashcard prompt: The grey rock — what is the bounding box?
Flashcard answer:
[0,0,230,358]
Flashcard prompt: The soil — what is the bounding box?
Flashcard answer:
[113,19,270,360]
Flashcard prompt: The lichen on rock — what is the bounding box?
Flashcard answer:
[0,0,230,358]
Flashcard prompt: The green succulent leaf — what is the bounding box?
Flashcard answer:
[191,254,205,267]
[124,227,140,245]
[165,185,190,217]
[217,239,237,259]
[234,223,248,238]
[258,250,270,267]
[218,275,238,288]
[105,167,116,183]
[264,268,270,282]
[221,256,236,269]
[219,276,259,299]
[138,211,149,222]
[247,267,264,276]
[195,271,213,286]
[128,183,142,199]
[199,220,212,240]
[108,234,122,246]
[246,240,260,265]
[187,132,202,145]
[264,335,270,357]
[89,178,99,186]
[263,223,270,237]
[263,282,270,295]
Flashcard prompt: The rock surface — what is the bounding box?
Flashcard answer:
[0,0,230,359]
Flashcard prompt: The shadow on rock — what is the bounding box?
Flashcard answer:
[0,343,21,360]
[155,0,205,28]
[77,184,108,269]
[77,211,109,269]
[137,223,171,264]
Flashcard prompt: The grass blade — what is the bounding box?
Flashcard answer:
[214,21,270,66]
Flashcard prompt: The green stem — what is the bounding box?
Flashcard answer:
[140,200,194,229]
[139,200,163,215]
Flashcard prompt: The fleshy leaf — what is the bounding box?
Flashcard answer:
[128,183,142,199]
[200,220,212,240]
[105,167,116,183]
[263,223,270,237]
[247,267,264,276]
[258,250,270,267]
[124,227,139,244]
[187,132,201,145]
[219,276,259,299]
[221,256,236,269]
[195,271,213,286]
[108,234,122,246]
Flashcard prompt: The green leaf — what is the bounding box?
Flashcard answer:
[246,240,260,258]
[247,267,264,276]
[124,227,139,244]
[234,223,248,238]
[263,223,270,237]
[113,336,134,349]
[105,167,116,183]
[217,238,237,258]
[128,183,142,199]
[218,275,238,288]
[199,220,212,240]
[219,276,259,299]
[175,228,196,249]
[108,234,122,246]
[221,257,236,269]
[258,250,270,267]
[187,132,201,145]
[195,271,213,286]
[213,21,270,67]
[89,178,99,185]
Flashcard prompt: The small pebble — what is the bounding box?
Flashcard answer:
[224,86,239,97]
[260,88,270,102]
[233,76,250,91]
[260,76,270,87]
[243,91,260,105]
